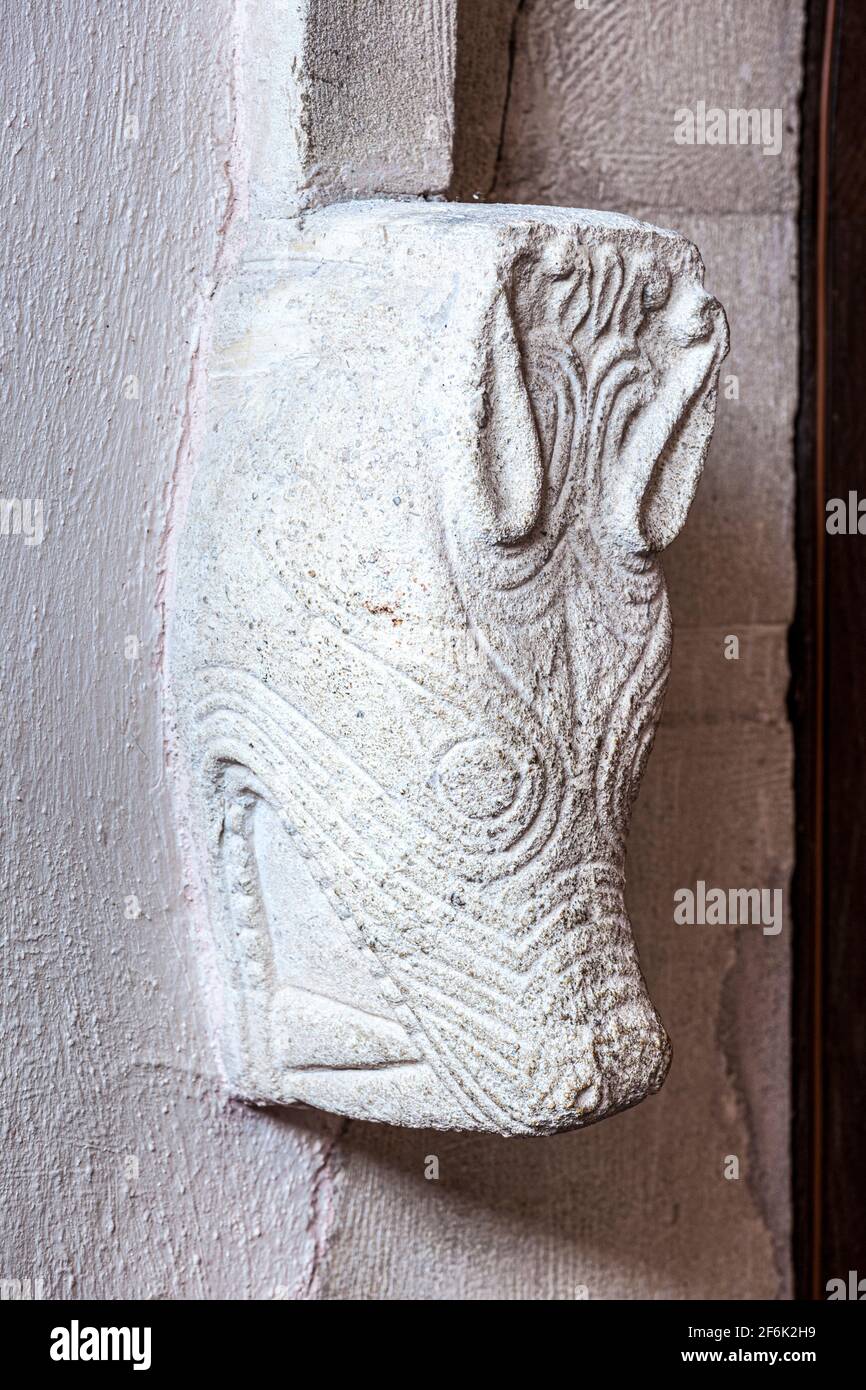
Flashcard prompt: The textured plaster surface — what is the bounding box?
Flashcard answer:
[0,0,326,1300]
[494,0,802,215]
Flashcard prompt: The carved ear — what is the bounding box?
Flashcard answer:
[472,290,544,544]
[609,287,728,553]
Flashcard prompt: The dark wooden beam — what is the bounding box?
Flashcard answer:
[793,0,866,1300]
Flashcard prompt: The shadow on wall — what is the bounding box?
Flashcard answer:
[270,1032,768,1302]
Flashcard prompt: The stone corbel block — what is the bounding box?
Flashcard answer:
[243,0,457,216]
[171,201,728,1135]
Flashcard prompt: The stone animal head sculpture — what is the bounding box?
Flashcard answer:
[170,201,728,1135]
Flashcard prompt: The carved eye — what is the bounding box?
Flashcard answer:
[642,267,671,313]
[670,290,722,346]
[434,738,522,820]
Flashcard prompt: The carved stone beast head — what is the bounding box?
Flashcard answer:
[170,201,728,1135]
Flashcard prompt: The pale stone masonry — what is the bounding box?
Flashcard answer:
[172,198,727,1132]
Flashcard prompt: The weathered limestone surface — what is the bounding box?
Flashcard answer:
[658,214,797,625]
[1,0,327,1301]
[495,0,802,215]
[172,200,727,1135]
[244,0,458,216]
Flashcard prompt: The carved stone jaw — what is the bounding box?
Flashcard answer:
[169,201,728,1135]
